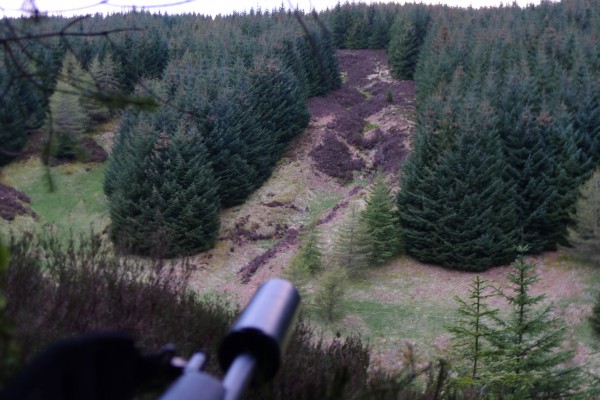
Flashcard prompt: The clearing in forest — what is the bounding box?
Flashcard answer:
[185,50,599,374]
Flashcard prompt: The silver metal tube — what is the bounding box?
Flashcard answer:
[222,353,257,400]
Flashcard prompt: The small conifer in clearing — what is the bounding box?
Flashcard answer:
[361,175,401,265]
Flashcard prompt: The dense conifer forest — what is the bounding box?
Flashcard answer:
[322,0,600,270]
[1,0,600,398]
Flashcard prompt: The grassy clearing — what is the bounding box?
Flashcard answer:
[1,159,109,238]
[341,298,452,341]
[300,256,460,361]
[299,251,600,370]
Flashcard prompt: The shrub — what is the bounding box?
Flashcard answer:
[1,230,373,399]
[313,266,348,323]
[310,133,365,183]
[591,292,600,339]
[2,230,232,373]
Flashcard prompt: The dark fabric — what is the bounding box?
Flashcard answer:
[1,333,150,400]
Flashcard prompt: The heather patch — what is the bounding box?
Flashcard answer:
[310,133,366,183]
[0,183,34,221]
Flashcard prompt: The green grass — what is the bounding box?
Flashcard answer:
[572,318,600,349]
[256,238,280,250]
[2,159,109,237]
[359,89,373,100]
[308,191,344,219]
[363,122,379,132]
[340,71,349,84]
[341,299,453,340]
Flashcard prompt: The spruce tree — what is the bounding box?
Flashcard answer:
[361,175,401,265]
[47,51,99,160]
[49,80,87,137]
[204,94,259,208]
[447,276,499,384]
[291,221,323,275]
[314,265,348,323]
[106,115,220,257]
[568,168,600,265]
[345,16,369,49]
[87,54,122,121]
[103,110,142,197]
[484,248,584,399]
[591,293,600,339]
[398,99,518,271]
[0,89,27,166]
[249,59,309,153]
[331,205,372,277]
[388,20,419,80]
[571,65,600,166]
[368,11,389,49]
[51,52,92,127]
[502,106,584,253]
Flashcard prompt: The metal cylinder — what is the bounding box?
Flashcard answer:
[218,278,301,383]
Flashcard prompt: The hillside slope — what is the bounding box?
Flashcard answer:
[189,50,599,375]
[188,49,415,302]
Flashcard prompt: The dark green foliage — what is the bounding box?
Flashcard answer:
[322,2,420,51]
[331,205,372,277]
[386,88,393,103]
[362,175,401,265]
[345,15,369,49]
[382,0,600,264]
[203,93,261,208]
[111,28,169,93]
[313,266,348,322]
[447,276,498,384]
[567,168,600,266]
[387,5,431,79]
[445,252,587,399]
[398,99,518,271]
[0,92,27,166]
[501,107,584,253]
[48,82,87,156]
[368,11,390,49]
[328,2,353,48]
[97,9,341,254]
[483,250,584,399]
[86,55,120,121]
[0,22,57,165]
[249,59,310,153]
[568,62,600,166]
[106,114,220,257]
[292,222,323,275]
[388,20,420,80]
[591,292,600,339]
